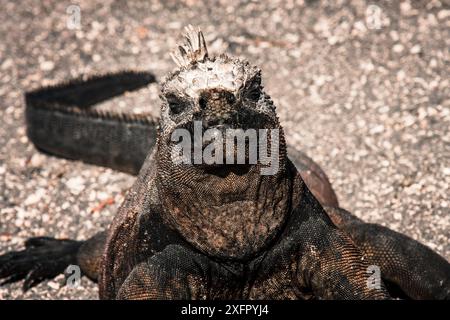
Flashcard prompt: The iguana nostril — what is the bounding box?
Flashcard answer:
[199,96,207,110]
[226,93,236,104]
[199,90,236,111]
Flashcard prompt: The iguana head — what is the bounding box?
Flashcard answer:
[155,26,293,261]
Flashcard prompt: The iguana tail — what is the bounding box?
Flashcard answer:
[24,71,158,174]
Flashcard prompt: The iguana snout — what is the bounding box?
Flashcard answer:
[197,88,238,128]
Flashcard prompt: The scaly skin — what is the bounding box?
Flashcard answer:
[25,71,158,174]
[0,27,448,299]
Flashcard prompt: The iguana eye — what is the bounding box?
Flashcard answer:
[245,87,261,102]
[243,77,262,103]
[167,96,186,115]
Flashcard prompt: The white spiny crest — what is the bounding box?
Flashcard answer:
[170,25,208,67]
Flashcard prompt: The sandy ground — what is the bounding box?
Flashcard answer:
[0,0,449,299]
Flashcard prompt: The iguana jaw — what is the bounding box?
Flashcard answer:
[155,116,290,261]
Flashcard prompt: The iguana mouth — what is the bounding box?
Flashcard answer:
[203,164,252,177]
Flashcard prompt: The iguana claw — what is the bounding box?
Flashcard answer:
[0,237,81,291]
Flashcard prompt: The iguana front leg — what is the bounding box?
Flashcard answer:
[295,227,389,299]
[0,231,107,290]
[116,244,242,300]
[264,185,390,299]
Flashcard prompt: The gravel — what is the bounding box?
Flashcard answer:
[0,0,448,299]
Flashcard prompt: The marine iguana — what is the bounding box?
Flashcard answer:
[0,26,449,299]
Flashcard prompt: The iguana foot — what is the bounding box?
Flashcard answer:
[0,237,82,291]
